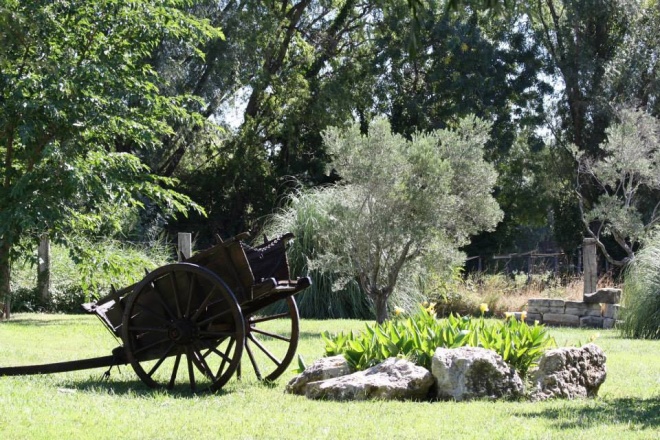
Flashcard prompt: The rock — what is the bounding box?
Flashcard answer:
[602,303,620,319]
[431,347,524,401]
[564,301,602,317]
[584,288,621,304]
[542,313,580,327]
[525,313,542,324]
[303,358,434,401]
[530,343,606,400]
[528,299,565,314]
[286,355,354,395]
[602,318,616,329]
[579,316,604,328]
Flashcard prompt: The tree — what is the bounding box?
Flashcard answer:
[287,117,502,323]
[574,108,660,266]
[0,0,218,318]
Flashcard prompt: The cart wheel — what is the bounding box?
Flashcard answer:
[122,263,245,392]
[242,296,300,382]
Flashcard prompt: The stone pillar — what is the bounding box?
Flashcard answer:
[583,238,597,296]
[38,235,51,302]
[178,232,192,261]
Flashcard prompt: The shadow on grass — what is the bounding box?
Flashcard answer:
[519,397,660,430]
[66,376,234,398]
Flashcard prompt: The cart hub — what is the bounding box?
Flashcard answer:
[168,320,197,345]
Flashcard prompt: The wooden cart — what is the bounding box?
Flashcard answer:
[0,233,311,392]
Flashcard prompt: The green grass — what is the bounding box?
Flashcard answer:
[1,314,659,439]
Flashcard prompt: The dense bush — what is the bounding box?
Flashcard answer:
[620,232,660,339]
[10,238,171,313]
[323,305,556,378]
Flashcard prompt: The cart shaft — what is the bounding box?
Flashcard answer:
[0,354,125,377]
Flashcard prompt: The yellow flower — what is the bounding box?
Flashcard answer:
[426,303,436,316]
[520,311,527,321]
[394,306,404,317]
[479,303,489,314]
[422,301,429,308]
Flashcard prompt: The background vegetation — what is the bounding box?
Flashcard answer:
[1,0,659,331]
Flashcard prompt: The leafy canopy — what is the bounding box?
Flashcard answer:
[0,0,219,251]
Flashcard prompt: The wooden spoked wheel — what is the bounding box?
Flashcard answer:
[242,296,300,382]
[122,263,245,392]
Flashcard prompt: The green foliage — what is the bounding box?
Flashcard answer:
[10,238,171,312]
[575,108,660,265]
[323,306,556,378]
[263,189,373,319]
[619,229,660,339]
[286,116,502,323]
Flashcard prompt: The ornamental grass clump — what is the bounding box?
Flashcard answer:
[322,305,556,378]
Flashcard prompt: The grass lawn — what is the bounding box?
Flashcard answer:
[1,313,659,439]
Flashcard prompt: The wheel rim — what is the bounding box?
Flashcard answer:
[243,296,300,382]
[122,263,245,392]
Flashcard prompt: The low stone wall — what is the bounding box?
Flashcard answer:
[526,289,621,329]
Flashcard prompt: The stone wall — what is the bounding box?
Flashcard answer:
[526,288,621,329]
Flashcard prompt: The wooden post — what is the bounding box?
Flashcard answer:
[38,235,51,302]
[583,238,598,296]
[178,233,192,261]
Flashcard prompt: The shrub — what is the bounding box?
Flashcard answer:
[322,306,556,378]
[620,232,660,339]
[10,238,171,312]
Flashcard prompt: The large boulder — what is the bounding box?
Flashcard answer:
[431,347,524,401]
[286,355,354,395]
[530,343,606,401]
[303,358,434,401]
[584,287,621,304]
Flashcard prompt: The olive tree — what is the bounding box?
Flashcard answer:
[575,108,660,266]
[285,117,502,323]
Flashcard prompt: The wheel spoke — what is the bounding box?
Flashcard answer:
[147,342,176,377]
[168,353,182,389]
[191,286,218,321]
[250,312,289,324]
[132,302,171,325]
[128,326,168,334]
[186,347,196,392]
[244,339,262,381]
[133,336,171,356]
[198,330,234,338]
[150,281,176,320]
[214,337,235,377]
[184,273,196,318]
[249,327,291,343]
[192,343,216,380]
[247,334,281,367]
[196,308,232,326]
[168,273,183,318]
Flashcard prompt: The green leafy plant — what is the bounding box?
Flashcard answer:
[322,306,556,378]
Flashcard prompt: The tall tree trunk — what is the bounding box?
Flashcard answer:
[373,293,388,324]
[0,240,11,320]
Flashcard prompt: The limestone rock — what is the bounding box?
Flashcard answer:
[580,316,604,328]
[431,347,524,401]
[584,288,621,304]
[303,358,434,401]
[530,343,606,400]
[286,355,354,395]
[602,303,621,319]
[564,301,602,317]
[542,313,580,327]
